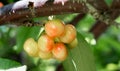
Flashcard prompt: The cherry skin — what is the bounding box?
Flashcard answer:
[68,38,78,49]
[24,38,39,57]
[45,19,65,38]
[52,43,68,61]
[0,2,3,8]
[60,24,76,43]
[39,50,53,59]
[38,34,54,52]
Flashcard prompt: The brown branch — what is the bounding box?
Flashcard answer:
[111,0,120,9]
[87,0,108,11]
[89,21,110,39]
[0,1,87,25]
[69,13,86,26]
[56,64,64,71]
[110,0,120,19]
[89,0,120,39]
[87,0,109,11]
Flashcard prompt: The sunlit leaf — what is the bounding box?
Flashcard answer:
[63,32,96,71]
[0,58,21,69]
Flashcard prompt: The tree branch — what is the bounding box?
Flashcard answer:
[111,0,120,9]
[88,0,120,39]
[0,1,87,25]
[89,21,110,39]
[110,0,120,19]
[69,13,86,26]
[87,0,109,11]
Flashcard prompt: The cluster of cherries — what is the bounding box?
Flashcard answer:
[23,19,78,61]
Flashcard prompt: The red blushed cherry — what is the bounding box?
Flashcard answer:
[0,2,3,8]
[38,34,54,53]
[52,43,68,61]
[60,24,76,43]
[45,19,65,38]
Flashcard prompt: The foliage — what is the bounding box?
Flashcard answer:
[0,58,21,69]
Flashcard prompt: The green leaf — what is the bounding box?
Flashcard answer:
[63,32,96,71]
[0,58,21,69]
[105,0,113,6]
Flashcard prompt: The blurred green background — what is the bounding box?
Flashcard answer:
[0,0,120,71]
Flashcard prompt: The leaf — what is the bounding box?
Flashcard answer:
[104,0,113,6]
[63,32,96,71]
[0,58,21,69]
[4,65,27,71]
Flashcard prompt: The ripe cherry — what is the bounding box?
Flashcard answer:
[0,2,3,8]
[38,34,54,52]
[45,19,65,38]
[68,38,78,48]
[60,24,76,43]
[24,38,39,57]
[39,50,53,59]
[52,43,68,61]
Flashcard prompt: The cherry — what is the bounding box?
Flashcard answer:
[60,24,76,43]
[24,38,39,57]
[45,19,65,38]
[39,50,53,59]
[52,43,68,61]
[38,34,54,52]
[0,2,3,8]
[68,38,78,48]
